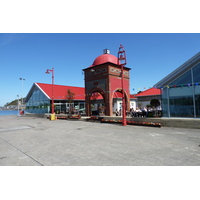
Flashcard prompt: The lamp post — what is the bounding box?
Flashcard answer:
[17,95,20,116]
[45,67,54,114]
[118,44,127,126]
[19,78,25,110]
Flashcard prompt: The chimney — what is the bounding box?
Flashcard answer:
[103,49,110,54]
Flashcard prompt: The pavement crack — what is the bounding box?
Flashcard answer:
[0,136,44,166]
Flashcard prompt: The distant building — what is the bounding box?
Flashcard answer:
[154,52,200,118]
[134,88,161,108]
[2,105,19,110]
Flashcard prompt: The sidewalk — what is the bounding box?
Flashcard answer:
[0,115,200,166]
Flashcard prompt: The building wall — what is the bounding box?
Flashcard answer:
[137,96,161,108]
[162,62,200,118]
[113,99,136,114]
[84,63,130,116]
[26,87,50,114]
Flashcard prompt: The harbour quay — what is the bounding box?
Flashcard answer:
[0,115,200,166]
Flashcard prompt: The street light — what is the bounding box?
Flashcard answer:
[17,95,20,116]
[118,44,127,126]
[19,78,25,110]
[45,67,54,114]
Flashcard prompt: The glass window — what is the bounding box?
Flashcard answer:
[193,63,200,83]
[169,87,194,118]
[26,87,50,114]
[161,88,169,117]
[170,70,192,86]
[195,85,200,118]
[161,61,200,118]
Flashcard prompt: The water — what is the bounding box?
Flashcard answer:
[0,110,19,116]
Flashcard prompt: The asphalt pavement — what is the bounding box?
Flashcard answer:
[0,115,200,166]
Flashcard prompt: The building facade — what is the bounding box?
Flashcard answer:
[154,52,200,118]
[25,83,85,114]
[25,82,137,115]
[83,49,131,116]
[134,88,161,108]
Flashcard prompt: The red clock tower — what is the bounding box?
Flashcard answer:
[83,47,131,116]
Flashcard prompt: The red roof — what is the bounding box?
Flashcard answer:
[113,92,137,99]
[130,94,137,99]
[35,83,138,100]
[36,83,85,100]
[134,88,161,97]
[113,91,123,98]
[89,54,120,68]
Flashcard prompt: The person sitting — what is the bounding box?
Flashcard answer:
[142,107,148,117]
[130,108,134,117]
[134,107,141,117]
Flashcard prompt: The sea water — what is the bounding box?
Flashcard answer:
[0,110,19,116]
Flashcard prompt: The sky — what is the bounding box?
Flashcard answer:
[1,33,200,106]
[1,0,200,107]
[1,1,200,198]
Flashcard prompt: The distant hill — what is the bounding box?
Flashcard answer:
[4,98,25,106]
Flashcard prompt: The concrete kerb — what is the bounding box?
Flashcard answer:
[85,116,200,129]
[25,113,200,129]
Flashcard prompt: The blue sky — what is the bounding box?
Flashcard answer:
[1,33,200,106]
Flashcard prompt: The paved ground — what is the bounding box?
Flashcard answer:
[0,115,200,166]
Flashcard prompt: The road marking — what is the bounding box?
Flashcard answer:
[0,135,44,166]
[149,133,160,137]
[0,126,31,133]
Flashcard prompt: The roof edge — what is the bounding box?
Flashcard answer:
[35,83,51,99]
[154,52,200,87]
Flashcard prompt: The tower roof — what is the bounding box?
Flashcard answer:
[89,53,120,68]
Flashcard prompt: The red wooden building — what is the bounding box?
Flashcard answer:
[83,49,131,116]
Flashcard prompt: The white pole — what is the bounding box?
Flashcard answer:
[17,95,20,116]
[20,78,25,110]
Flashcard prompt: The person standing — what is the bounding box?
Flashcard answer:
[115,109,119,116]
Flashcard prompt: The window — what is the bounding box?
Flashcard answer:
[170,70,192,86]
[193,63,200,83]
[169,87,194,118]
[195,85,200,118]
[26,87,50,114]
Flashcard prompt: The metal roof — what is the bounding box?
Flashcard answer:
[25,83,137,102]
[154,52,200,87]
[134,88,161,97]
[37,83,85,100]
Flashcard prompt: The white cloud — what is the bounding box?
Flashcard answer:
[0,33,25,46]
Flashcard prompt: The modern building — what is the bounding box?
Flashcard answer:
[154,52,200,118]
[25,82,137,115]
[25,83,85,114]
